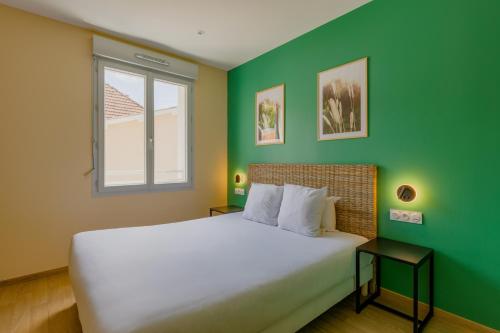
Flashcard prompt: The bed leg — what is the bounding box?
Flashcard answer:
[369,278,377,294]
[361,283,369,297]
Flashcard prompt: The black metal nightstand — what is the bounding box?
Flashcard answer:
[209,205,243,216]
[356,237,434,333]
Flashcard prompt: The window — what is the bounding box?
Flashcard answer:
[93,58,193,194]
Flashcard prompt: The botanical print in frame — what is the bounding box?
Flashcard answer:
[318,57,367,141]
[256,84,285,145]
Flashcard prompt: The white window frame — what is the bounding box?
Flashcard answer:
[92,57,194,195]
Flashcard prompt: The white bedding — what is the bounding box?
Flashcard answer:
[70,212,372,333]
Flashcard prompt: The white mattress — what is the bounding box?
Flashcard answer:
[69,212,372,333]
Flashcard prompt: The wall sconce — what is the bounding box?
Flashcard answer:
[234,173,246,195]
[391,184,421,223]
[397,184,416,202]
[235,173,246,185]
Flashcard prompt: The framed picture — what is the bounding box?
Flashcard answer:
[256,84,285,145]
[317,57,367,141]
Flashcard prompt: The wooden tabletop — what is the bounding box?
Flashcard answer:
[357,237,433,265]
[210,205,243,214]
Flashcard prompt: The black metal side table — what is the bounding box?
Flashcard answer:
[209,205,243,216]
[356,237,434,333]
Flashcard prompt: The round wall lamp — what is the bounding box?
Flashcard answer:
[235,173,246,185]
[397,184,417,202]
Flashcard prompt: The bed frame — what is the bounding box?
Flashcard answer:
[248,163,378,239]
[248,163,378,332]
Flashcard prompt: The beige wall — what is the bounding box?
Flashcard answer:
[105,116,147,185]
[105,111,182,185]
[0,4,227,280]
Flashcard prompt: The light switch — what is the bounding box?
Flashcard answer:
[234,188,245,196]
[390,209,422,224]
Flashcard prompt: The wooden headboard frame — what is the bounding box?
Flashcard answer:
[248,164,378,239]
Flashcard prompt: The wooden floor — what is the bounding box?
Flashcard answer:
[0,271,495,333]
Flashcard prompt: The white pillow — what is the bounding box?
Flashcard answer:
[242,183,284,226]
[321,196,341,232]
[277,184,328,237]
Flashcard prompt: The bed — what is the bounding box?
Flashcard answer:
[70,163,377,333]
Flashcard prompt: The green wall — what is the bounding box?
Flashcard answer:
[227,0,500,329]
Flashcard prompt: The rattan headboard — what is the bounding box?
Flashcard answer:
[248,164,377,239]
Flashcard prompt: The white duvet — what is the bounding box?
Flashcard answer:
[70,212,371,333]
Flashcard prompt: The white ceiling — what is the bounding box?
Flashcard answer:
[1,0,369,70]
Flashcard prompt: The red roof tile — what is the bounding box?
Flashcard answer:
[105,84,144,120]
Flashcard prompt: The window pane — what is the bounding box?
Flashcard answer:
[104,67,146,186]
[154,79,187,184]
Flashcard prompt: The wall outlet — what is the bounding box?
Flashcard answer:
[234,188,245,196]
[390,209,423,224]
